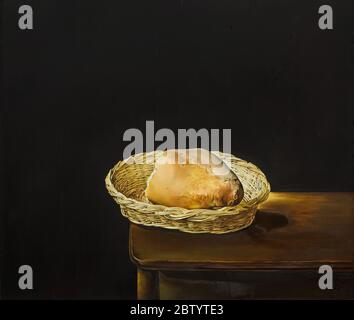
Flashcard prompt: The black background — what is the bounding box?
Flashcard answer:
[1,0,353,299]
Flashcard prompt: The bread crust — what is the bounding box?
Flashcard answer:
[145,149,244,209]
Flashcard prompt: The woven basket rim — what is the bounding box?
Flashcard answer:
[105,150,271,217]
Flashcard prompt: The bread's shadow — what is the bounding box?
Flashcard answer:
[247,211,289,236]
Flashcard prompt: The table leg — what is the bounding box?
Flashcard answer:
[137,268,159,300]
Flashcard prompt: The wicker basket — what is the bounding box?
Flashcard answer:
[105,151,270,234]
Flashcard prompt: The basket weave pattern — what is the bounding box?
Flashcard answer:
[105,151,270,234]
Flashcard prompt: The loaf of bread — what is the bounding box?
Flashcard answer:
[145,149,244,209]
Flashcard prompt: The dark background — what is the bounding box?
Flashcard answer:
[1,0,352,299]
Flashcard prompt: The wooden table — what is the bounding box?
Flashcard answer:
[129,192,353,299]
